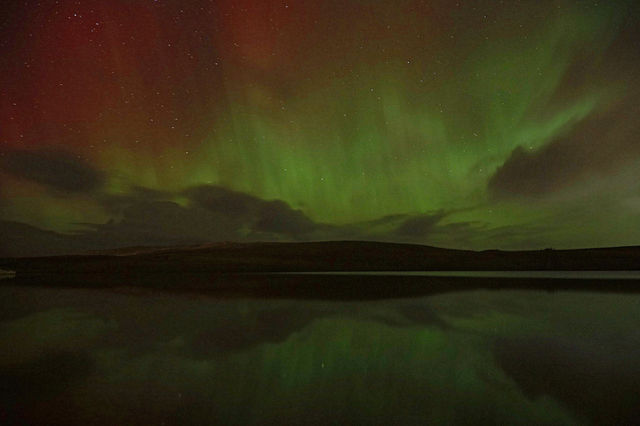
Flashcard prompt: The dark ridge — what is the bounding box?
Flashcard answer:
[1,241,640,299]
[1,240,639,274]
[4,273,640,301]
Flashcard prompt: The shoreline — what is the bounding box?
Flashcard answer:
[4,272,640,300]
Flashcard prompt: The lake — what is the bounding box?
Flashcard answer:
[1,279,639,425]
[275,270,640,279]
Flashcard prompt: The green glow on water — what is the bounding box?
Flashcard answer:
[2,286,639,424]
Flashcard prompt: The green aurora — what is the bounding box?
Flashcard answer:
[1,0,640,251]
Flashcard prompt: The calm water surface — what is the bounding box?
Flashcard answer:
[278,270,640,279]
[1,278,639,425]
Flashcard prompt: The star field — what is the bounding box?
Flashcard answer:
[1,0,640,253]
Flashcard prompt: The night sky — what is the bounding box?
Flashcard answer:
[1,0,640,255]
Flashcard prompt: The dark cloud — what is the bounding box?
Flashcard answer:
[395,304,449,329]
[0,220,90,257]
[190,306,321,358]
[475,223,553,250]
[185,185,319,237]
[0,185,334,256]
[428,221,487,248]
[489,95,640,199]
[392,211,448,237]
[78,185,326,249]
[364,210,485,249]
[97,186,176,219]
[495,336,640,425]
[185,185,261,219]
[488,144,576,198]
[253,200,317,235]
[91,200,236,246]
[490,7,640,201]
[359,214,409,228]
[0,183,501,257]
[0,149,105,193]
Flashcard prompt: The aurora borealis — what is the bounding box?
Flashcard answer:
[2,0,640,254]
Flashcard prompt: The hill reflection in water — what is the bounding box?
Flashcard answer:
[1,280,639,425]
